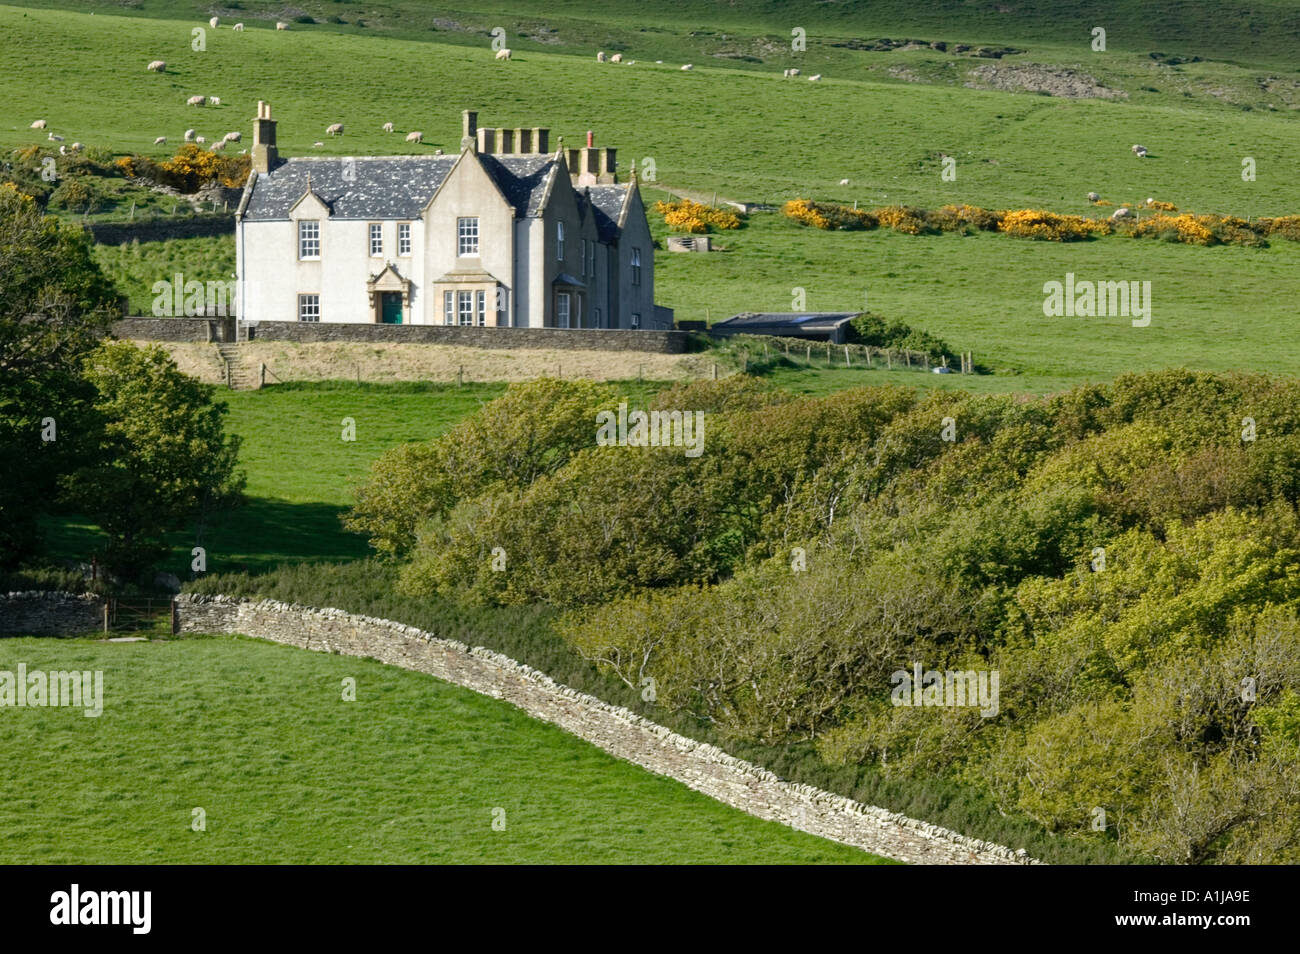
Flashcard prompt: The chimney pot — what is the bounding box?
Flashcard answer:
[586,130,594,148]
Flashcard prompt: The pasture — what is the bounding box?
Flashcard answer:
[0,636,887,863]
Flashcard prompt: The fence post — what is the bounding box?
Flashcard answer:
[886,351,892,370]
[712,363,718,380]
[458,365,464,387]
[805,344,812,364]
[844,345,851,367]
[103,602,110,634]
[259,362,266,389]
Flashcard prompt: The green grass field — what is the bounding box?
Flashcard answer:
[0,636,887,863]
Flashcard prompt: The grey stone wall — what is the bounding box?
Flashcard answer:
[175,593,1039,866]
[244,321,690,354]
[0,592,103,635]
[88,214,235,245]
[111,318,220,342]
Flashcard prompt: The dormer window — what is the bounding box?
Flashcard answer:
[298,220,320,260]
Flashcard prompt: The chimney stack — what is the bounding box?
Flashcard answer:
[461,110,478,151]
[251,100,278,173]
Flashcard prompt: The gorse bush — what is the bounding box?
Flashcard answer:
[782,198,877,230]
[653,198,743,233]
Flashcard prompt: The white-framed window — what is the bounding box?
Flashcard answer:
[458,289,474,326]
[443,290,454,325]
[398,222,411,256]
[458,216,479,256]
[476,290,487,326]
[298,220,320,260]
[298,294,320,322]
[630,247,642,286]
[556,291,570,328]
[630,312,641,329]
[556,221,565,260]
[369,223,383,257]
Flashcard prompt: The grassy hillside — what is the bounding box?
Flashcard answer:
[0,636,888,863]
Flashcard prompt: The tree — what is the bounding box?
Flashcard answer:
[0,182,120,566]
[67,341,243,581]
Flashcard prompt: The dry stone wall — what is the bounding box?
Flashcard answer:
[175,594,1040,865]
[1,592,103,635]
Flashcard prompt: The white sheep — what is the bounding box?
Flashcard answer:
[223,131,241,142]
[208,16,218,29]
[405,131,423,143]
[48,133,64,142]
[839,178,850,185]
[195,135,206,144]
[30,119,46,129]
[233,23,244,32]
[184,128,196,141]
[210,139,227,152]
[59,145,67,156]
[187,95,206,107]
[1145,197,1156,206]
[1132,144,1148,157]
[276,21,289,31]
[154,136,167,145]
[611,53,622,63]
[597,51,606,62]
[209,96,221,106]
[382,122,394,133]
[808,73,823,81]
[70,142,83,152]
[313,141,324,148]
[326,123,344,136]
[1111,207,1131,219]
[681,63,693,70]
[784,68,801,77]
[147,60,166,72]
[1087,191,1100,202]
[495,48,512,60]
[627,60,635,65]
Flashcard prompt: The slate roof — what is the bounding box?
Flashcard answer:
[241,153,593,223]
[712,312,861,337]
[585,185,629,243]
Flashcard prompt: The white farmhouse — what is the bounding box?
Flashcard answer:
[235,104,669,329]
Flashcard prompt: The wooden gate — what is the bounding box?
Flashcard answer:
[104,598,176,635]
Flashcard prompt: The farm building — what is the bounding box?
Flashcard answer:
[710,312,860,343]
[235,105,670,329]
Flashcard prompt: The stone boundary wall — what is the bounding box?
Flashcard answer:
[112,318,222,342]
[110,319,691,354]
[88,215,235,245]
[244,322,690,354]
[1,592,103,635]
[175,594,1039,865]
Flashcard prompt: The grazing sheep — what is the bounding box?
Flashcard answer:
[313,141,324,148]
[187,95,206,107]
[47,133,64,142]
[209,140,226,152]
[233,23,244,32]
[326,123,344,136]
[808,73,823,81]
[147,60,166,72]
[597,51,606,62]
[1087,191,1100,202]
[784,68,801,77]
[405,131,423,143]
[276,21,289,30]
[223,131,241,142]
[382,122,394,133]
[495,48,512,60]
[59,145,67,156]
[70,142,83,152]
[611,53,622,63]
[1145,197,1156,206]
[839,178,850,185]
[1132,143,1148,157]
[209,96,221,106]
[1111,207,1131,219]
[434,148,444,155]
[30,119,46,129]
[681,63,693,70]
[154,136,167,145]
[184,128,196,141]
[195,136,206,144]
[208,16,218,29]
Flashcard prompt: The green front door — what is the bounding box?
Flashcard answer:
[380,292,403,324]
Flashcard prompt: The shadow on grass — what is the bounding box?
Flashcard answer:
[40,496,372,579]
